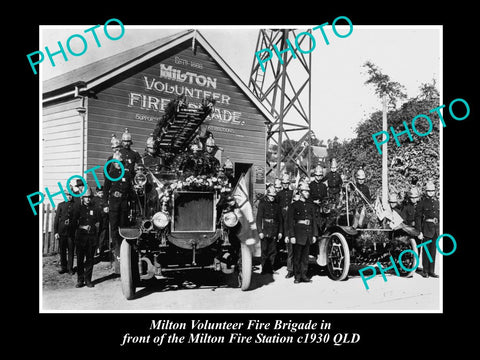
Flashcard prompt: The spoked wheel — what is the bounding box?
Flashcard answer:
[120,239,139,300]
[237,242,252,291]
[396,238,418,277]
[326,232,351,281]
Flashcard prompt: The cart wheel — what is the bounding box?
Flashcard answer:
[120,239,139,300]
[237,242,252,291]
[398,238,418,277]
[326,232,350,281]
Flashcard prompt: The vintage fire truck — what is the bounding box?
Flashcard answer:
[315,180,419,281]
[118,97,254,300]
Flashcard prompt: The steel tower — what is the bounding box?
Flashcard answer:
[248,28,313,179]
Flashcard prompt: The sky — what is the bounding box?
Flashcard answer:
[39,24,441,143]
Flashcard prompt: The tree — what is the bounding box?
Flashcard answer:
[327,76,440,200]
[362,61,407,109]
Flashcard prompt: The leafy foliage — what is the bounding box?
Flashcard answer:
[362,61,407,109]
[327,68,440,200]
[265,63,440,200]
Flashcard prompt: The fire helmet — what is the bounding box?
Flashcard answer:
[121,128,132,142]
[223,158,233,169]
[314,165,323,176]
[266,185,276,196]
[299,182,310,192]
[356,169,366,180]
[281,173,290,184]
[330,158,338,171]
[425,181,435,191]
[408,187,420,198]
[111,134,121,149]
[191,143,199,152]
[146,135,155,148]
[206,137,215,147]
[388,192,398,202]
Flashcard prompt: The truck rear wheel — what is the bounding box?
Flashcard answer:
[120,239,138,300]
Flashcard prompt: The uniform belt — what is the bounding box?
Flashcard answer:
[425,218,438,224]
[112,191,123,198]
[263,218,274,223]
[79,225,92,232]
[296,219,311,225]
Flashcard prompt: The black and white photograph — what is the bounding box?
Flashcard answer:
[19,9,476,354]
[37,24,444,312]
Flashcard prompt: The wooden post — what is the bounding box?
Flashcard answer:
[42,203,47,255]
[382,95,388,208]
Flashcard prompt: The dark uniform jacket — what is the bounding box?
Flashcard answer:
[103,165,133,202]
[72,202,102,238]
[54,200,75,236]
[203,151,220,176]
[310,180,328,203]
[119,147,142,174]
[92,195,108,212]
[287,200,318,245]
[324,171,343,196]
[401,202,416,226]
[256,197,283,238]
[356,182,371,202]
[414,196,439,239]
[277,188,293,211]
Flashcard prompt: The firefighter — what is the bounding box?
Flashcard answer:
[103,152,132,274]
[54,192,75,274]
[203,136,221,176]
[105,134,122,175]
[181,143,204,176]
[223,158,235,187]
[401,187,420,226]
[310,165,328,226]
[142,135,164,170]
[256,184,283,274]
[119,128,142,175]
[324,158,343,199]
[389,192,402,216]
[355,168,371,201]
[352,168,371,228]
[72,188,102,288]
[111,134,122,154]
[72,179,86,211]
[310,166,328,202]
[287,182,318,284]
[415,181,440,278]
[277,174,294,278]
[92,186,109,260]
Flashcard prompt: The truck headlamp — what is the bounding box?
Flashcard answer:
[222,211,239,227]
[152,211,170,229]
[134,173,147,187]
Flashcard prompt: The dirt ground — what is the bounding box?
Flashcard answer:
[42,254,116,291]
[41,252,441,312]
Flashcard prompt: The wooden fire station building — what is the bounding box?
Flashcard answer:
[42,29,274,204]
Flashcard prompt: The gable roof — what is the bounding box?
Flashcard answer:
[43,29,275,124]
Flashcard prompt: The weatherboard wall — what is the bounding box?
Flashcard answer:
[42,97,85,191]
